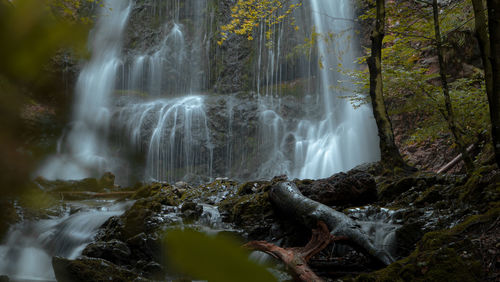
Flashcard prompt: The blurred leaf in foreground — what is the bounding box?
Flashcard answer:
[164,229,277,282]
[0,0,88,82]
[0,0,88,195]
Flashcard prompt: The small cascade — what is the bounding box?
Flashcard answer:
[347,206,401,259]
[115,96,213,183]
[0,201,131,281]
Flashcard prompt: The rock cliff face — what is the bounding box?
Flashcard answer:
[119,0,257,94]
[109,91,306,184]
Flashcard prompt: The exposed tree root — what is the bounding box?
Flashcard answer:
[269,182,394,266]
[244,221,347,282]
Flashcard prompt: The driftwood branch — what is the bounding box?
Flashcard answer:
[437,143,476,174]
[269,182,395,266]
[245,221,346,282]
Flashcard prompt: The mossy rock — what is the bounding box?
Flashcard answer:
[218,187,274,239]
[347,205,500,281]
[180,179,239,204]
[395,222,424,258]
[453,167,500,208]
[35,177,102,192]
[121,198,162,239]
[414,185,443,207]
[378,177,422,201]
[52,256,139,282]
[132,182,168,199]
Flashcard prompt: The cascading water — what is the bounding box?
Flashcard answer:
[292,0,380,178]
[0,201,131,281]
[253,0,380,179]
[39,0,132,180]
[39,0,379,184]
[115,96,213,183]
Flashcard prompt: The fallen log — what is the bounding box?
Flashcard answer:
[245,222,346,282]
[269,182,395,266]
[437,143,476,173]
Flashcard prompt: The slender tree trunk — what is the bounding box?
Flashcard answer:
[432,0,474,174]
[486,0,500,168]
[367,0,406,168]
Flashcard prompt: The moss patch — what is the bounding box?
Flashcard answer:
[52,256,138,282]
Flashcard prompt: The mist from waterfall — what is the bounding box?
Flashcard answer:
[38,0,379,184]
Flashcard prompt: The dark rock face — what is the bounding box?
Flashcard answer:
[0,275,9,282]
[295,170,377,207]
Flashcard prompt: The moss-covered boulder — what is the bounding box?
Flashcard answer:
[218,181,276,239]
[294,169,377,207]
[82,239,131,265]
[52,256,139,282]
[34,177,101,192]
[347,205,500,281]
[181,201,203,222]
[98,172,115,188]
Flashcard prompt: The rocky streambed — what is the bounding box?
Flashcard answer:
[0,163,498,281]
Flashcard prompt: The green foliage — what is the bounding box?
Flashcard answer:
[164,229,276,282]
[342,0,488,148]
[218,0,302,45]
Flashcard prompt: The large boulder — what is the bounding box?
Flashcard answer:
[82,239,131,265]
[294,169,377,207]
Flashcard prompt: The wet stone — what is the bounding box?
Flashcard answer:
[52,256,139,282]
[181,202,203,222]
[82,239,131,265]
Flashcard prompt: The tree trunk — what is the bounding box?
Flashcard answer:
[487,0,500,168]
[432,0,474,174]
[269,182,395,266]
[367,0,406,168]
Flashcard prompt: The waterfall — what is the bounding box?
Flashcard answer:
[291,0,380,178]
[253,0,380,179]
[38,0,379,184]
[39,0,132,180]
